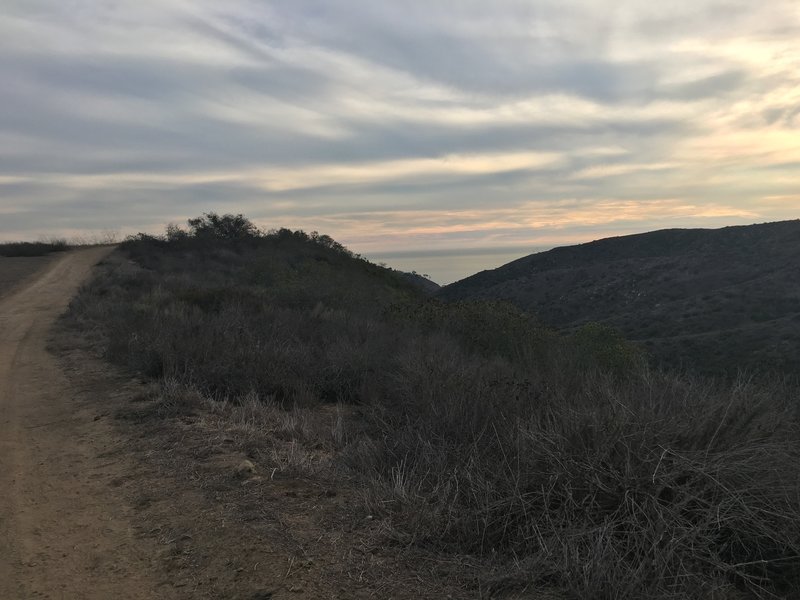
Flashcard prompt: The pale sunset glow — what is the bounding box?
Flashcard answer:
[1,0,798,282]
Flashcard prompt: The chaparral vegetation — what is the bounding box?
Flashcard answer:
[67,213,800,599]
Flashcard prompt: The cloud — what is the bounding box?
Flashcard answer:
[1,0,799,283]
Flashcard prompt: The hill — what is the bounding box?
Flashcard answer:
[62,213,800,598]
[440,220,800,376]
[395,269,441,293]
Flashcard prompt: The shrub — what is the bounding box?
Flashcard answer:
[569,322,643,374]
[187,212,261,240]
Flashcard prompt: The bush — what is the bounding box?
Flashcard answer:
[569,321,643,374]
[187,212,261,240]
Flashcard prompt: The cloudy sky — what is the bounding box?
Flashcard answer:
[1,0,798,281]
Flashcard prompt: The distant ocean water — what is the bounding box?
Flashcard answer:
[367,247,548,286]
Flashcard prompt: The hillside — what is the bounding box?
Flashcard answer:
[60,213,800,598]
[440,220,800,376]
[396,269,441,293]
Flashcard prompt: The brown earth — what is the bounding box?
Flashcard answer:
[0,248,483,600]
[0,247,176,599]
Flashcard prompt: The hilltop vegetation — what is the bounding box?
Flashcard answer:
[67,214,800,599]
[0,239,69,257]
[440,220,800,377]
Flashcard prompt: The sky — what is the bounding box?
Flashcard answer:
[1,0,799,283]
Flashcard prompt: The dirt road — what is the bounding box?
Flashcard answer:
[0,248,172,600]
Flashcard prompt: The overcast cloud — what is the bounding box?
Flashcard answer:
[1,0,798,280]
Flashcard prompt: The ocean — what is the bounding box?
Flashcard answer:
[366,247,548,286]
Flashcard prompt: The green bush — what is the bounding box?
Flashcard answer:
[569,322,643,374]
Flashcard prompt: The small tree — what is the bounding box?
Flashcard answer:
[187,213,260,240]
[165,223,188,242]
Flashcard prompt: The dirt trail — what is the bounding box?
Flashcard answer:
[0,248,173,600]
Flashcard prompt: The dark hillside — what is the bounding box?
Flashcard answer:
[396,270,440,293]
[440,220,800,375]
[107,225,426,401]
[0,240,69,257]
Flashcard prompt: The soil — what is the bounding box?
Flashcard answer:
[0,248,496,600]
[0,247,174,599]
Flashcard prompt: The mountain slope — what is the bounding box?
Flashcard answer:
[396,270,441,294]
[440,220,800,375]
